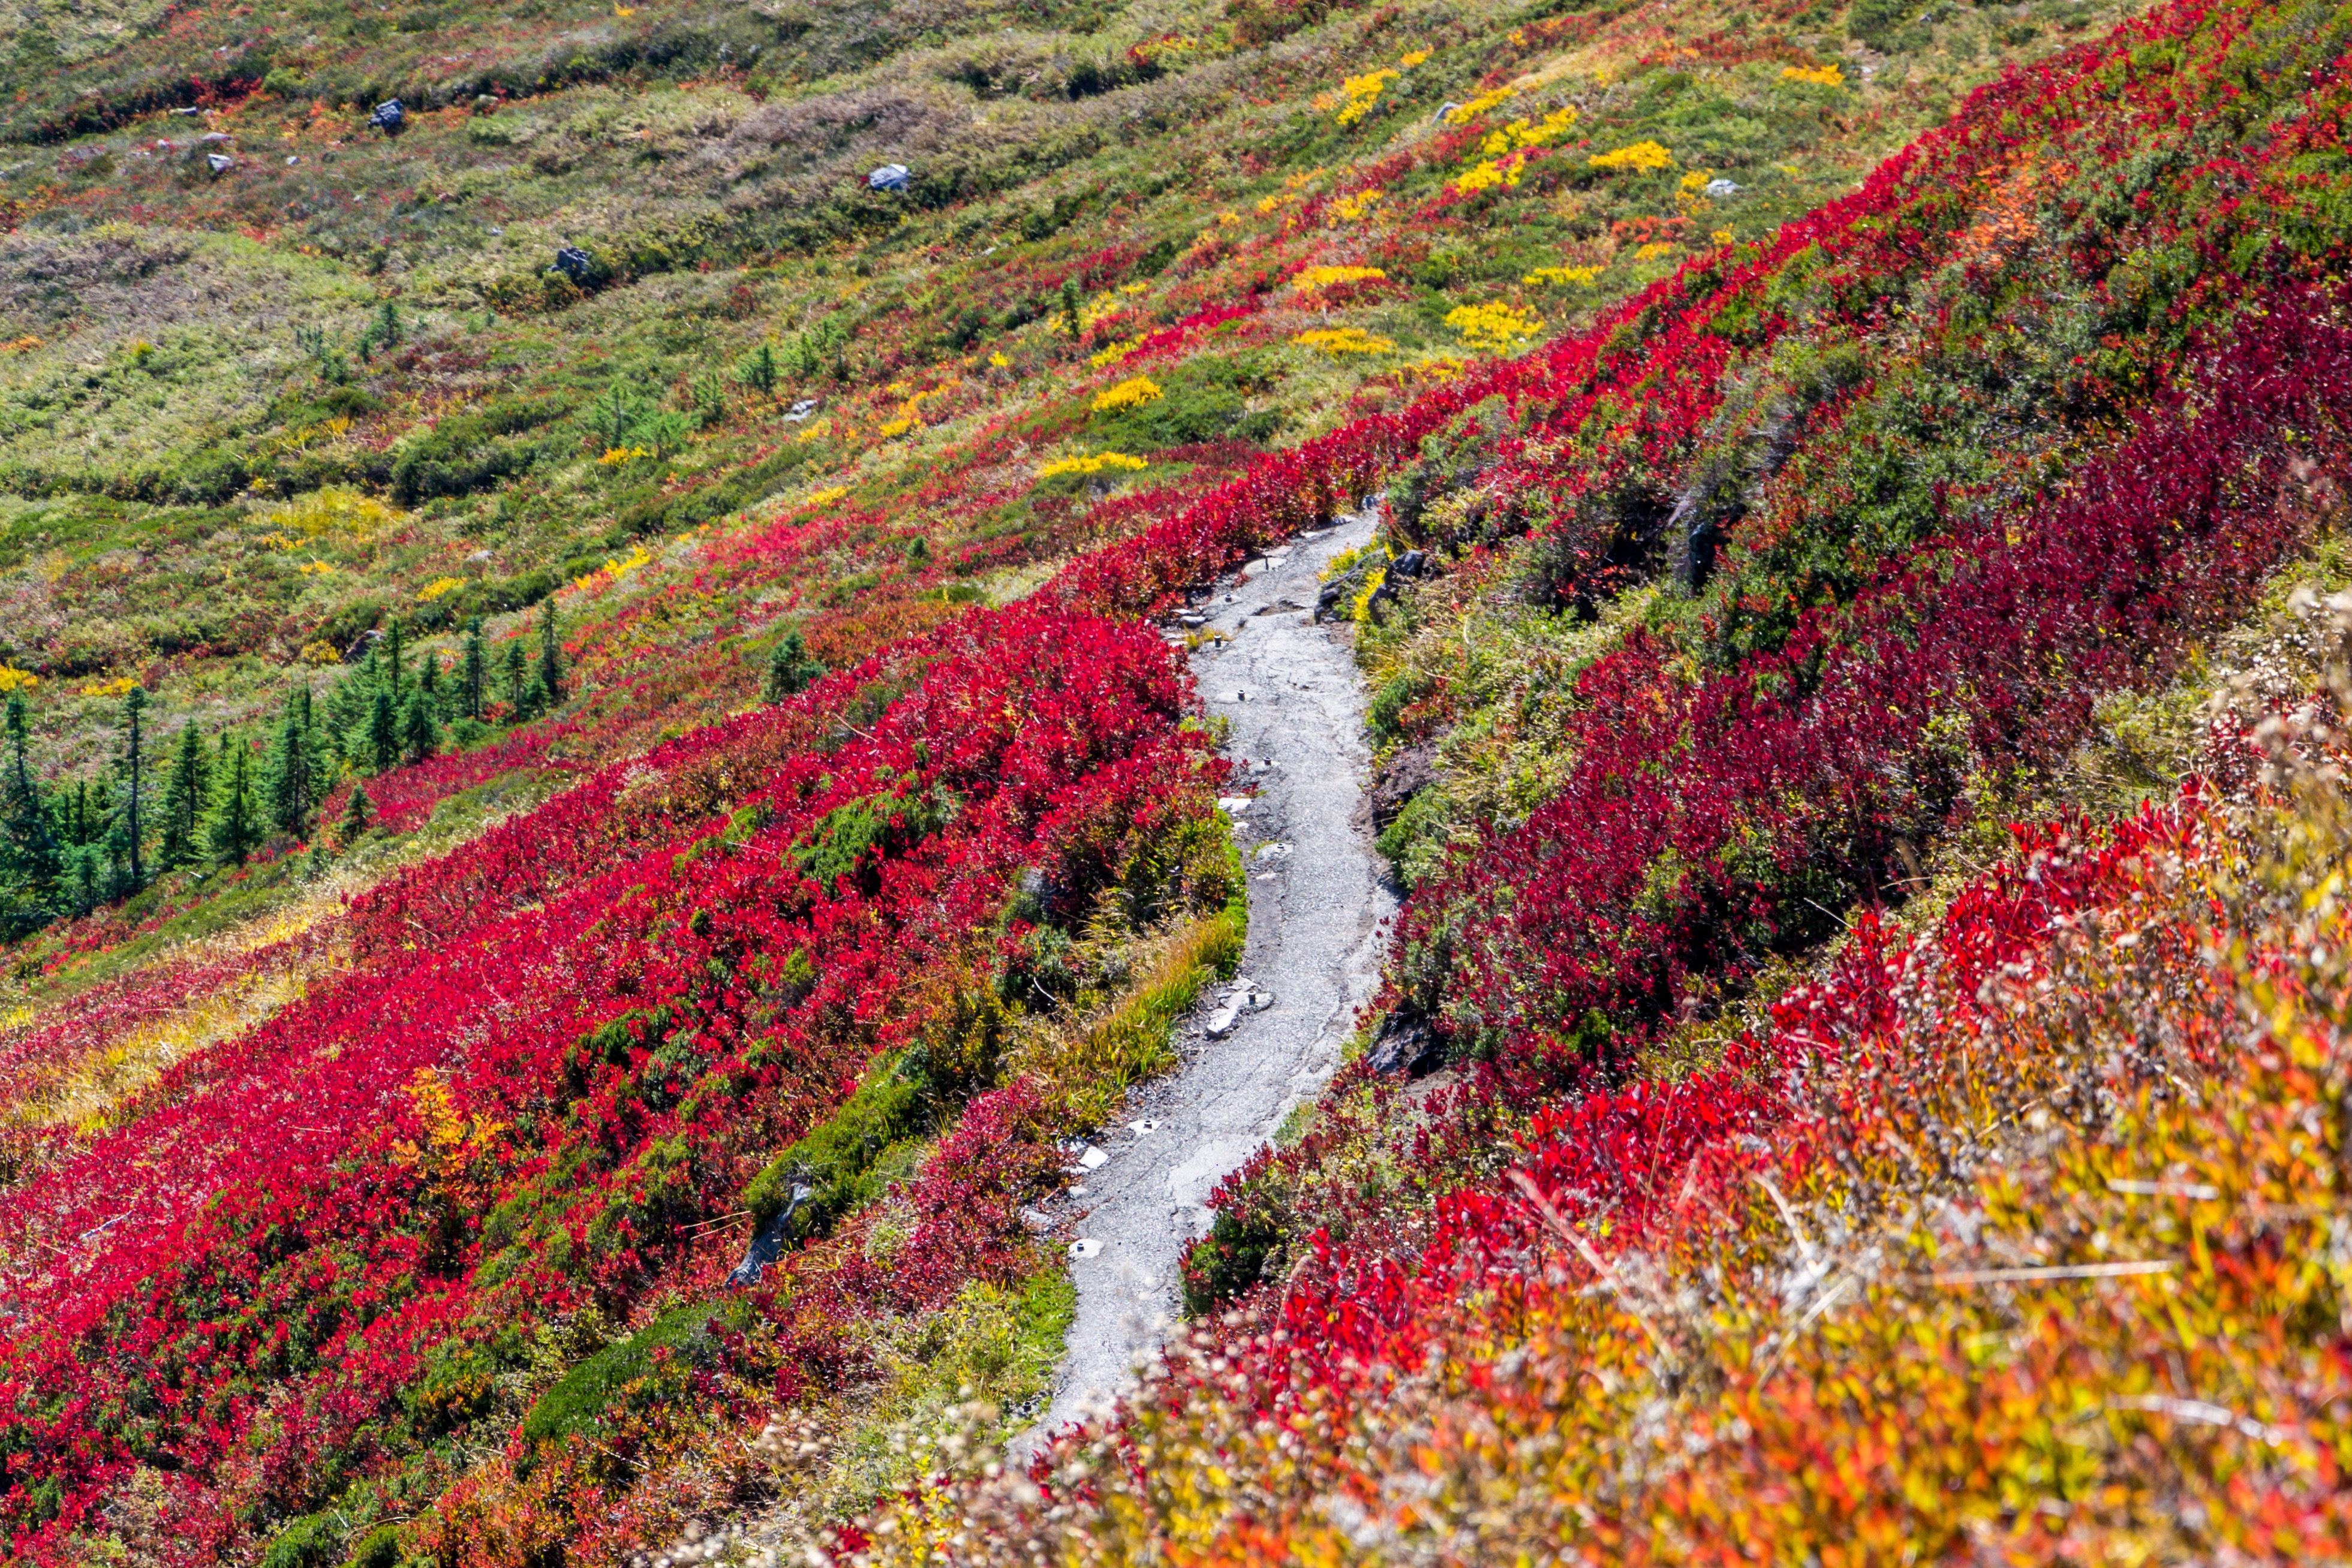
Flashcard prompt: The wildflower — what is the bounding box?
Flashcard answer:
[1455,159,1521,194]
[1712,228,1735,246]
[600,444,653,465]
[0,666,35,693]
[416,576,467,602]
[1330,190,1384,222]
[1635,240,1679,260]
[1400,49,1430,67]
[1781,62,1845,86]
[1293,327,1397,354]
[1478,104,1578,157]
[988,351,1012,369]
[1589,140,1674,173]
[1090,339,1139,368]
[804,485,850,507]
[1092,376,1163,413]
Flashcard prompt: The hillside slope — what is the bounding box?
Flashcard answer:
[0,0,2305,1563]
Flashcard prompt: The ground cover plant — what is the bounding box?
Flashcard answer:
[0,0,2289,1561]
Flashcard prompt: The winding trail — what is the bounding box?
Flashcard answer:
[1022,509,1395,1446]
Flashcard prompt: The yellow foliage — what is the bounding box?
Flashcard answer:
[1329,189,1384,222]
[1477,104,1578,158]
[1331,68,1399,127]
[1092,376,1163,414]
[1293,327,1397,355]
[804,486,850,507]
[600,444,652,465]
[416,576,467,602]
[988,351,1012,369]
[1293,265,1388,291]
[1037,452,1148,478]
[1635,240,1680,260]
[573,543,653,595]
[1400,49,1430,66]
[1255,191,1297,215]
[1782,62,1845,86]
[1445,301,1545,353]
[297,559,335,576]
[1445,86,1518,123]
[299,640,341,666]
[1525,265,1603,286]
[0,336,40,354]
[1455,158,1522,194]
[1089,338,1140,369]
[78,676,138,699]
[267,485,401,542]
[0,665,37,693]
[1589,139,1675,173]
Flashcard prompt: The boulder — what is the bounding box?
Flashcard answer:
[1370,738,1440,829]
[1365,1010,1443,1076]
[867,163,912,192]
[369,98,405,134]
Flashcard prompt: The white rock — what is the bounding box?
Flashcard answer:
[1205,1003,1241,1038]
[1076,1144,1108,1170]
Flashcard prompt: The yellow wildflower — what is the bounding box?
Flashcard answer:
[1400,49,1430,67]
[1781,62,1845,87]
[0,666,36,694]
[1331,68,1399,127]
[1330,190,1384,222]
[1635,241,1679,260]
[1090,338,1140,368]
[804,486,850,507]
[1445,86,1518,123]
[1524,265,1603,286]
[600,444,653,465]
[79,676,138,699]
[416,576,466,602]
[988,351,1012,369]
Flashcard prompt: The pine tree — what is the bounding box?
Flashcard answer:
[384,622,405,706]
[367,688,399,774]
[206,742,260,866]
[399,692,437,766]
[266,690,317,838]
[461,618,486,720]
[158,723,209,871]
[300,685,336,813]
[0,692,59,934]
[503,640,533,718]
[417,648,441,709]
[764,629,824,702]
[1060,278,1083,339]
[535,607,564,711]
[118,686,148,890]
[337,780,374,847]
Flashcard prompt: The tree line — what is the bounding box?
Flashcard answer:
[0,610,564,943]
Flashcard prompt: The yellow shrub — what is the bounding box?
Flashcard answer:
[1092,376,1163,413]
[1445,86,1518,123]
[1589,139,1674,173]
[804,486,850,507]
[1445,301,1545,353]
[1294,264,1388,291]
[1330,190,1384,222]
[1037,452,1149,478]
[1331,68,1398,126]
[416,576,467,602]
[1293,327,1397,355]
[0,665,37,693]
[1524,265,1603,286]
[1782,62,1845,86]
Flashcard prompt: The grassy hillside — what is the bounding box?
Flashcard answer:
[0,0,2288,1563]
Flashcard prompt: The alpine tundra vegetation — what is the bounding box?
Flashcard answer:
[4,0,2351,1561]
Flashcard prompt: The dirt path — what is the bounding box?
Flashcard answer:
[1020,509,1395,1448]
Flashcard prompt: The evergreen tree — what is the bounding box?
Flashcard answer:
[384,622,405,706]
[300,685,336,812]
[1060,278,1083,339]
[417,648,441,709]
[68,844,100,919]
[206,741,260,866]
[367,688,399,773]
[158,723,209,871]
[0,692,59,934]
[764,630,825,703]
[337,780,374,847]
[461,618,486,720]
[117,686,148,891]
[535,607,564,711]
[399,692,437,767]
[503,640,533,718]
[266,690,317,838]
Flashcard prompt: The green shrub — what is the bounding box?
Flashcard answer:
[740,1066,924,1235]
[258,1511,342,1568]
[515,1298,725,1468]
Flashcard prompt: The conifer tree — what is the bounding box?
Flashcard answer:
[118,686,148,890]
[764,630,824,703]
[384,621,405,706]
[206,741,260,866]
[337,780,374,847]
[417,648,440,708]
[399,692,436,766]
[158,723,209,871]
[461,618,486,720]
[367,688,399,774]
[503,640,533,718]
[535,607,564,711]
[0,692,59,934]
[266,689,317,838]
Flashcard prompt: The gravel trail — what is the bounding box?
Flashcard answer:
[1020,510,1395,1448]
